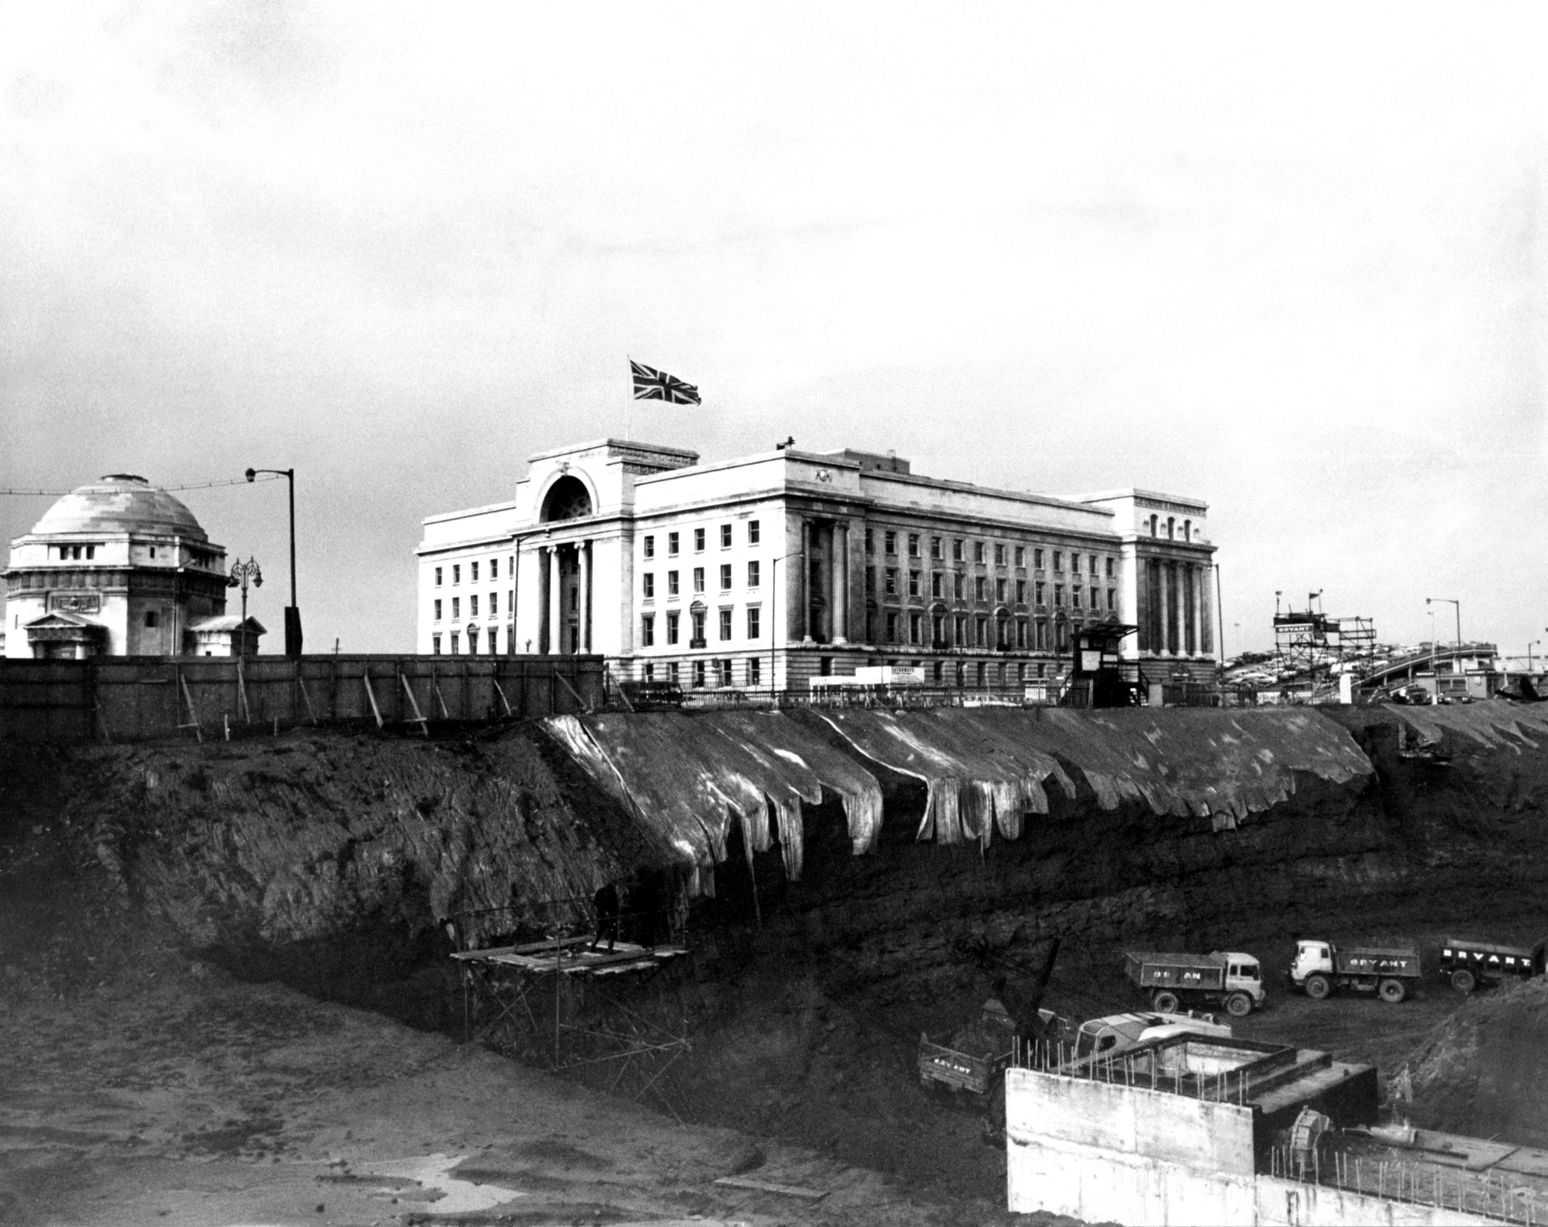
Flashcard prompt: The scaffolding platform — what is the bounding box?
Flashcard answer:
[452,935,689,977]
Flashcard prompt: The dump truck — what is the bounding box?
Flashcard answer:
[1438,937,1547,994]
[919,937,1063,1096]
[1123,950,1266,1018]
[1287,939,1421,1002]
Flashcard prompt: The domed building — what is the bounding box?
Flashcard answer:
[4,474,239,659]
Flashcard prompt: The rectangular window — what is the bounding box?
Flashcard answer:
[668,570,680,596]
[908,533,920,557]
[719,608,733,640]
[471,561,479,582]
[1016,579,1026,604]
[691,609,706,645]
[930,536,943,560]
[995,578,1007,602]
[1017,620,1028,649]
[884,530,897,555]
[720,563,732,591]
[641,614,655,646]
[1090,586,1100,609]
[716,659,732,687]
[434,566,443,587]
[490,557,498,580]
[885,611,899,641]
[668,531,680,556]
[489,591,498,614]
[643,573,655,599]
[692,660,706,688]
[1036,580,1046,605]
[747,657,761,686]
[693,567,705,593]
[643,662,656,681]
[994,544,1006,566]
[748,519,760,545]
[953,539,964,562]
[747,560,760,587]
[747,606,761,639]
[720,524,732,548]
[1053,552,1063,572]
[975,577,987,601]
[908,570,920,597]
[1108,588,1117,611]
[643,536,655,559]
[976,616,988,647]
[1054,584,1064,606]
[1072,588,1082,608]
[694,527,706,552]
[667,661,680,683]
[931,572,943,598]
[975,542,986,563]
[1034,548,1045,569]
[667,612,680,644]
[1105,558,1115,579]
[449,632,460,655]
[431,634,441,655]
[1014,546,1025,567]
[909,612,922,643]
[1090,554,1099,575]
[452,564,461,584]
[470,594,479,617]
[1070,555,1080,575]
[433,599,442,621]
[885,567,898,596]
[451,597,460,619]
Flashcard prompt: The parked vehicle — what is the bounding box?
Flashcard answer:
[1438,937,1547,993]
[1062,1009,1232,1073]
[1123,950,1266,1017]
[917,998,1064,1094]
[1287,939,1421,1002]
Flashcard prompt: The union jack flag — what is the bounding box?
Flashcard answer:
[631,359,701,405]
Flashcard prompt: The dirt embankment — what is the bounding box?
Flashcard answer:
[7,704,1548,1225]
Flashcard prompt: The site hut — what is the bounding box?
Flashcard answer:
[4,474,230,659]
[415,438,1218,697]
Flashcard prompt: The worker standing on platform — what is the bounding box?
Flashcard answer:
[590,877,628,952]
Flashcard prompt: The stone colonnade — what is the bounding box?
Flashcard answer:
[1147,556,1212,657]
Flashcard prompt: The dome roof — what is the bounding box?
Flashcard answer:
[30,474,209,540]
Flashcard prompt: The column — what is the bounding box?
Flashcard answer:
[1158,559,1172,656]
[547,546,561,655]
[1190,564,1204,656]
[832,521,850,644]
[799,519,812,642]
[578,540,591,653]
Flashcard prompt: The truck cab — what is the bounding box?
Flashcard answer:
[1290,940,1334,985]
[1065,1010,1232,1072]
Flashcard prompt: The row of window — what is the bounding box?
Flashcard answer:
[637,657,1060,689]
[430,627,505,655]
[864,531,1116,578]
[432,592,503,622]
[640,606,760,648]
[642,560,759,600]
[433,556,511,587]
[875,570,1116,611]
[642,520,761,560]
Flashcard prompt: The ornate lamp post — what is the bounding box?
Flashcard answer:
[245,467,301,656]
[228,556,263,649]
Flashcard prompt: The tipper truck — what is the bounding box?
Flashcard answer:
[1438,937,1547,994]
[1123,950,1266,1018]
[1288,939,1421,1002]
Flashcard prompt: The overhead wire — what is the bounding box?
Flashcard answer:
[0,474,282,497]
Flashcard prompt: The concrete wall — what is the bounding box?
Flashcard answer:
[1004,1068,1493,1226]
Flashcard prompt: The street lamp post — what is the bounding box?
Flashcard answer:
[245,467,301,656]
[228,556,262,652]
[1426,597,1460,699]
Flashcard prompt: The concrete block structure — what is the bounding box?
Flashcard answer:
[416,438,1218,694]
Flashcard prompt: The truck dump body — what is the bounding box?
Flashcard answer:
[1124,952,1226,990]
[1332,948,1420,978]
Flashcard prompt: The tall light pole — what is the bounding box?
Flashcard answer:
[246,467,301,656]
[228,556,262,652]
[1529,639,1542,674]
[1427,597,1460,701]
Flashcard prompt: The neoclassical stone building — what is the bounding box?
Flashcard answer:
[5,474,236,658]
[416,439,1217,693]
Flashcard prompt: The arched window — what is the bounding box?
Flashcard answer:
[540,474,593,522]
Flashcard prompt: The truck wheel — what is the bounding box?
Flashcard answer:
[1450,969,1476,994]
[1304,974,1331,1000]
[1223,992,1252,1018]
[1151,990,1181,1014]
[1379,978,1408,1004]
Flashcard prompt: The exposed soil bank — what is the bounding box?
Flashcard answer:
[6,702,1548,1223]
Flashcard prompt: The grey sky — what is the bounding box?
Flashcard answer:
[3,2,1545,658]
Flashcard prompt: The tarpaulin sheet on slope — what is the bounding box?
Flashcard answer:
[796,707,1072,846]
[801,706,1372,843]
[1384,700,1548,754]
[543,712,882,890]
